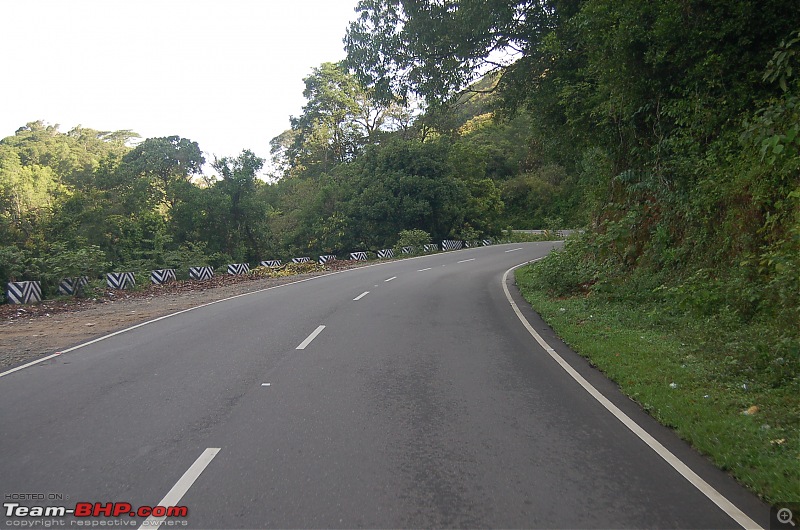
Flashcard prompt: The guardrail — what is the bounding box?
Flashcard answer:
[4,239,496,304]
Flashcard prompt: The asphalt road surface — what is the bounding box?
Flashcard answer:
[0,242,771,529]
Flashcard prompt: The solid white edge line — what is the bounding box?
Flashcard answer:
[1,242,529,379]
[296,325,326,350]
[502,261,761,530]
[353,291,370,301]
[457,258,475,263]
[0,352,61,379]
[138,448,220,530]
[384,276,397,282]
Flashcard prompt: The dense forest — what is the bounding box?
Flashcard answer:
[0,74,577,296]
[339,0,800,502]
[342,0,800,363]
[2,0,799,329]
[2,0,796,502]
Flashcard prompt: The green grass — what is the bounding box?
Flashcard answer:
[514,265,800,505]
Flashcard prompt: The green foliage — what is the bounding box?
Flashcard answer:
[345,0,556,104]
[119,136,204,209]
[393,228,431,254]
[161,242,214,270]
[523,233,603,297]
[516,265,800,504]
[41,242,110,295]
[0,0,794,506]
[275,62,402,178]
[0,245,39,283]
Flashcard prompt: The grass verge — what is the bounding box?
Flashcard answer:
[514,264,799,505]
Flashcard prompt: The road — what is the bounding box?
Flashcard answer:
[0,242,770,528]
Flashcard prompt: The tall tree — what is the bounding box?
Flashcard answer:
[201,150,274,260]
[344,0,560,104]
[277,62,401,177]
[119,136,204,210]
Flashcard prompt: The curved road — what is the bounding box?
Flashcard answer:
[0,243,769,528]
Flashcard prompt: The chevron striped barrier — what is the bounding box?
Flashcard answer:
[377,249,394,259]
[441,240,463,251]
[292,257,311,264]
[482,239,492,246]
[318,255,336,264]
[6,281,42,304]
[401,246,414,254]
[58,276,88,296]
[349,252,368,261]
[260,260,282,268]
[189,266,214,281]
[423,244,438,253]
[106,272,135,290]
[227,263,250,275]
[150,269,176,285]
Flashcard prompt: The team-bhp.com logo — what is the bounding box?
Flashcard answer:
[4,502,187,518]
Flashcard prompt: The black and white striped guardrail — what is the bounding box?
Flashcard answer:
[106,272,135,290]
[441,240,463,251]
[3,234,507,304]
[189,266,214,281]
[6,281,42,304]
[58,276,88,295]
[227,263,250,275]
[150,269,176,285]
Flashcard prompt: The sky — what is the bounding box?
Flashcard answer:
[0,0,361,175]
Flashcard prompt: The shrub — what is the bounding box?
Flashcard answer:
[526,233,602,297]
[393,229,431,255]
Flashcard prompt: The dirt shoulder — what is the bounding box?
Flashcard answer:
[0,261,369,371]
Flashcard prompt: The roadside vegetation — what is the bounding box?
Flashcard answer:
[340,0,799,504]
[1,0,797,504]
[515,234,799,504]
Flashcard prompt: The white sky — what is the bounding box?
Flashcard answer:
[0,0,361,175]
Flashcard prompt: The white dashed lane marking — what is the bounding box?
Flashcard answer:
[138,448,220,530]
[296,325,326,350]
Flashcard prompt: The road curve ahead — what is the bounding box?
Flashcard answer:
[0,242,769,529]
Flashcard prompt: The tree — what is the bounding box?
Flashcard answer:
[344,0,560,105]
[277,62,402,177]
[0,145,65,246]
[119,136,204,210]
[187,150,277,261]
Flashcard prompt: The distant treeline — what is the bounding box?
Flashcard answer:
[0,70,582,287]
